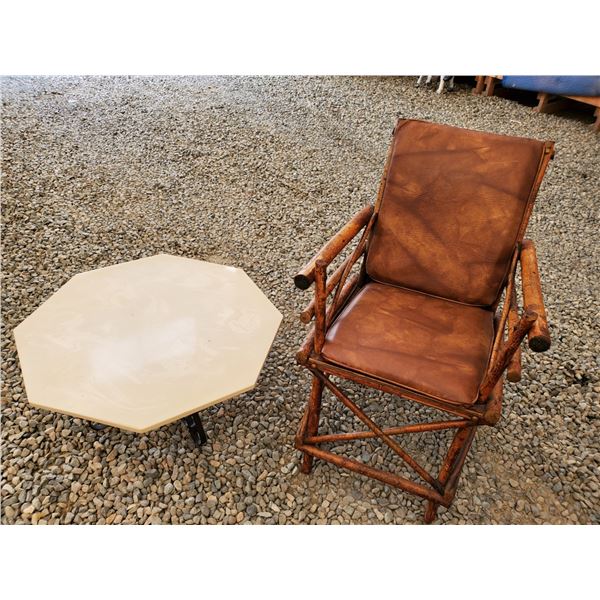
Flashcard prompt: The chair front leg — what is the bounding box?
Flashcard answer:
[300,376,324,474]
[424,426,476,523]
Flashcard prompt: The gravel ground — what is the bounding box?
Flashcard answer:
[1,76,599,525]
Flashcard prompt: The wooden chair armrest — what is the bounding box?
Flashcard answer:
[520,239,551,352]
[294,205,373,290]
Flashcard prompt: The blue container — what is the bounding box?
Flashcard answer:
[502,76,600,97]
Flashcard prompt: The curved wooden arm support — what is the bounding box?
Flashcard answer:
[300,253,354,323]
[296,325,315,365]
[479,309,537,402]
[506,287,522,382]
[313,261,328,353]
[294,205,373,290]
[521,239,551,352]
[296,271,360,362]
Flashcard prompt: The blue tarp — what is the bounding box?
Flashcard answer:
[502,76,600,97]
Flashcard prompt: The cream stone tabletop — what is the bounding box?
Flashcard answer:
[14,254,282,433]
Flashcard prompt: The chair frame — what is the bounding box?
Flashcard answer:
[293,129,555,522]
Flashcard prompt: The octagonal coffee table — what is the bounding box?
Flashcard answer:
[13,254,282,446]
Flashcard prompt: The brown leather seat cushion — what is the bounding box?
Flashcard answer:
[321,282,495,405]
[366,120,546,307]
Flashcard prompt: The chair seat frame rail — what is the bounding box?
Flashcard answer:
[293,122,554,523]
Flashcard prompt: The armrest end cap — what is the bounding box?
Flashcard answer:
[294,274,311,290]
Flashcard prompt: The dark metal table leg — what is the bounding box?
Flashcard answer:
[184,413,208,447]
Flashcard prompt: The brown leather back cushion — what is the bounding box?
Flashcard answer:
[366,120,546,306]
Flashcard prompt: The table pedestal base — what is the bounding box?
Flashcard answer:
[184,413,208,447]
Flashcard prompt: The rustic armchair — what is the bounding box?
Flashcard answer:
[293,119,554,523]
